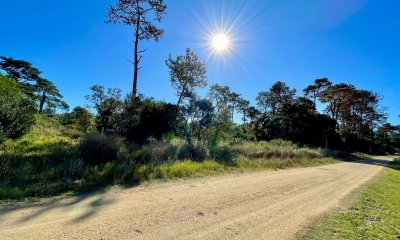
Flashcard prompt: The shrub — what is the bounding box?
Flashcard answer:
[0,134,8,144]
[119,98,180,144]
[133,141,179,164]
[71,106,93,133]
[325,149,350,159]
[0,74,35,138]
[79,132,123,165]
[210,145,234,165]
[91,163,118,183]
[231,125,256,143]
[178,142,208,162]
[59,158,84,180]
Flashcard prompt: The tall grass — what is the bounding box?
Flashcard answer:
[234,156,337,170]
[0,115,81,200]
[231,140,324,160]
[2,115,80,153]
[0,118,340,201]
[135,160,227,181]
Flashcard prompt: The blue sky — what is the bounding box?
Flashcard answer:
[0,0,399,123]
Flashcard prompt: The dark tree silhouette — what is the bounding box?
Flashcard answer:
[35,78,68,113]
[317,83,387,152]
[252,96,342,148]
[106,0,167,96]
[228,92,241,121]
[256,81,296,116]
[303,78,332,112]
[0,56,41,97]
[119,97,180,144]
[318,83,355,123]
[208,84,232,110]
[208,84,244,121]
[185,98,214,141]
[256,91,269,114]
[237,98,250,123]
[1,56,68,113]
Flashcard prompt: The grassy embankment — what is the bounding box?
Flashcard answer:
[0,116,340,201]
[299,159,400,240]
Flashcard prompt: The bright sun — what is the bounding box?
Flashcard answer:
[212,34,230,52]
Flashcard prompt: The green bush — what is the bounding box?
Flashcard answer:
[178,142,208,162]
[325,149,350,159]
[119,98,180,144]
[0,74,35,138]
[132,142,179,164]
[79,132,123,165]
[59,158,84,180]
[11,162,33,187]
[0,134,8,144]
[210,145,234,165]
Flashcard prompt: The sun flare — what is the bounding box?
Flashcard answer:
[211,33,230,52]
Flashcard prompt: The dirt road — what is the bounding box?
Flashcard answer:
[0,157,392,240]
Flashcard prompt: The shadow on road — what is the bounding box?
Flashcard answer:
[1,155,398,227]
[0,191,116,225]
[348,155,399,171]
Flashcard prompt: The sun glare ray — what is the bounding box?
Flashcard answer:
[172,0,267,78]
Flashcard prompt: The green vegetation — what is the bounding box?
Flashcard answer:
[0,115,80,200]
[0,57,68,113]
[1,52,398,203]
[0,116,338,201]
[0,74,36,139]
[1,0,399,204]
[299,160,400,240]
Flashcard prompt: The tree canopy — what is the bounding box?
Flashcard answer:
[166,48,207,106]
[256,81,296,116]
[0,56,68,113]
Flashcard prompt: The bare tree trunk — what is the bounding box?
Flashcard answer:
[39,91,46,113]
[177,84,188,107]
[313,95,317,113]
[133,15,140,97]
[177,89,185,106]
[231,105,235,122]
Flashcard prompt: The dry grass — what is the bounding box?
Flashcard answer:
[231,141,324,160]
[0,120,340,201]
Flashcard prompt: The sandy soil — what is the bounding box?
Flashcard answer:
[0,156,393,240]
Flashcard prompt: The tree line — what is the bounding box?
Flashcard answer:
[1,0,399,154]
[79,46,397,154]
[1,49,399,154]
